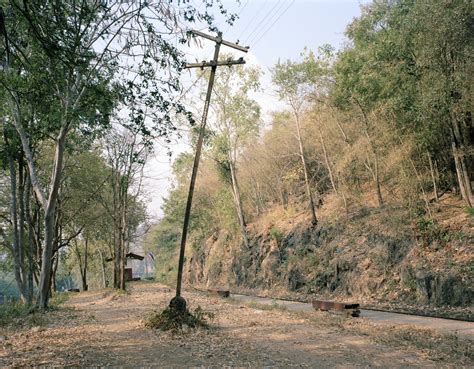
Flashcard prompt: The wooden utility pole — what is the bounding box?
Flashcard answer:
[174,31,248,299]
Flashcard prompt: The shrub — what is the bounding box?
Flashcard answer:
[269,226,284,244]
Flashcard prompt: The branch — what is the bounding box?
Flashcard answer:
[56,226,83,250]
[0,227,13,252]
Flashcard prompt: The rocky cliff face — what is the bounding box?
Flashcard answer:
[184,206,473,307]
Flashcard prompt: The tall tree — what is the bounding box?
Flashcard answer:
[273,59,319,224]
[104,128,147,290]
[334,0,473,208]
[0,0,230,308]
[207,62,261,248]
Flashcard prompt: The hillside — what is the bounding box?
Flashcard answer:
[147,193,473,313]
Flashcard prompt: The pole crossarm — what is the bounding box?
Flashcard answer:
[185,57,246,69]
[189,29,249,53]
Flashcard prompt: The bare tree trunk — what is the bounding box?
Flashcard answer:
[229,157,250,248]
[329,105,349,143]
[119,195,127,290]
[7,148,27,301]
[319,126,349,212]
[51,252,59,293]
[37,129,67,309]
[256,180,264,214]
[74,239,87,291]
[318,127,337,194]
[452,140,473,207]
[355,99,384,208]
[111,172,128,290]
[98,249,108,288]
[25,174,34,305]
[252,187,261,216]
[120,227,126,290]
[451,116,473,206]
[249,174,262,216]
[18,158,27,289]
[38,207,55,307]
[112,168,121,289]
[408,156,432,218]
[373,152,384,208]
[113,225,120,288]
[34,205,42,273]
[121,185,127,290]
[294,114,317,225]
[83,238,88,291]
[427,152,439,202]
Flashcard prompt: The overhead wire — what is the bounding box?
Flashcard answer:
[251,0,295,48]
[224,0,250,35]
[177,71,205,106]
[247,0,292,47]
[244,0,283,46]
[238,0,270,43]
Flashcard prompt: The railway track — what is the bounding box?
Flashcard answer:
[189,286,473,323]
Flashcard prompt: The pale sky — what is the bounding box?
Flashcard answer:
[142,0,368,219]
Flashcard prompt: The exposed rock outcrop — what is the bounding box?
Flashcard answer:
[184,207,473,307]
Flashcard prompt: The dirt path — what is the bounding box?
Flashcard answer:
[1,281,472,367]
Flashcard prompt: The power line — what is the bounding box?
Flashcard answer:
[244,1,282,46]
[252,0,295,48]
[177,72,205,105]
[224,0,250,34]
[244,0,283,45]
[248,0,288,46]
[239,0,269,42]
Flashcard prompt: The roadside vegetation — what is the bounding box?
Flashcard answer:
[143,1,473,308]
[0,0,471,321]
[0,1,230,308]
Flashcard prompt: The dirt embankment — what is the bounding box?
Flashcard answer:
[185,196,473,311]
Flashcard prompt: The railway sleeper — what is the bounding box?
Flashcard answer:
[312,300,360,317]
[207,288,230,298]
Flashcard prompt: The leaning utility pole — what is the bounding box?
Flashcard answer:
[173,31,248,307]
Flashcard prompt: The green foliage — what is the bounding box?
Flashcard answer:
[402,274,416,292]
[415,217,445,247]
[269,226,284,244]
[0,291,69,327]
[142,221,180,283]
[464,208,474,218]
[273,47,334,107]
[0,300,35,327]
[442,231,467,243]
[49,292,70,307]
[0,0,236,306]
[333,0,472,175]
